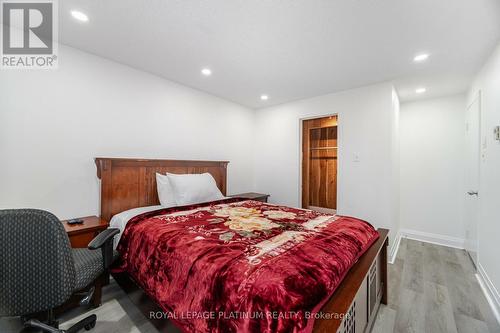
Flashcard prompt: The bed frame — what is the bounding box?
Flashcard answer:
[95,157,388,333]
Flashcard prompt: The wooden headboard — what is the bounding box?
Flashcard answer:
[95,158,229,222]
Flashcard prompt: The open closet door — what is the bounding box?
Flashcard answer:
[302,116,338,213]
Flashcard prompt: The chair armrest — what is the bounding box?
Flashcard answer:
[88,228,119,250]
[88,228,120,270]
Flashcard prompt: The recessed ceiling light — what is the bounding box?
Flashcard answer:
[71,10,89,22]
[413,53,429,63]
[201,68,212,76]
[260,95,269,101]
[416,87,427,94]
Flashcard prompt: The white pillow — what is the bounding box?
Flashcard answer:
[166,172,224,206]
[156,173,177,207]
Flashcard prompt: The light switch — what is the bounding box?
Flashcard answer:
[353,154,360,163]
[494,126,500,141]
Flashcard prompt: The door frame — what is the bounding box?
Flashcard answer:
[298,113,339,210]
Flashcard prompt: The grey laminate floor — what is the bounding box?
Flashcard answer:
[0,280,161,333]
[372,238,500,333]
[1,239,499,333]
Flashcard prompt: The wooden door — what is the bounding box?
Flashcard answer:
[302,116,338,210]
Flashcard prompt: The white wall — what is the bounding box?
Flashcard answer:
[0,42,406,262]
[399,94,466,241]
[468,43,500,302]
[253,83,400,248]
[0,44,402,252]
[0,45,255,219]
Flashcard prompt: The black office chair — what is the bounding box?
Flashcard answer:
[0,209,120,333]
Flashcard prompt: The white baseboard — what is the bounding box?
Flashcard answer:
[399,228,465,249]
[388,231,402,264]
[476,263,500,325]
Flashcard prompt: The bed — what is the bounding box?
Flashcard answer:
[95,158,389,333]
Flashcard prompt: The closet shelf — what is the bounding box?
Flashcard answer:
[309,125,337,131]
[310,146,338,150]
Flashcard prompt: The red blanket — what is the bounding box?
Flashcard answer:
[116,198,379,333]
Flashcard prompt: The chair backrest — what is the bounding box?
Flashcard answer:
[0,209,76,316]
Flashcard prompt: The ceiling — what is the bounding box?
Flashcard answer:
[57,0,500,108]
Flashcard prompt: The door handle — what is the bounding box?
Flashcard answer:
[467,191,479,196]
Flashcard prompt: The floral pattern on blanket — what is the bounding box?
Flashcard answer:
[116,198,379,333]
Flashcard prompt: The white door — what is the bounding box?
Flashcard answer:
[464,93,481,268]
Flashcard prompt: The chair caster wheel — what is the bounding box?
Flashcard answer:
[84,321,96,330]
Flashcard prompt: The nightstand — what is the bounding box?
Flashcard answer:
[229,192,270,203]
[62,216,109,248]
